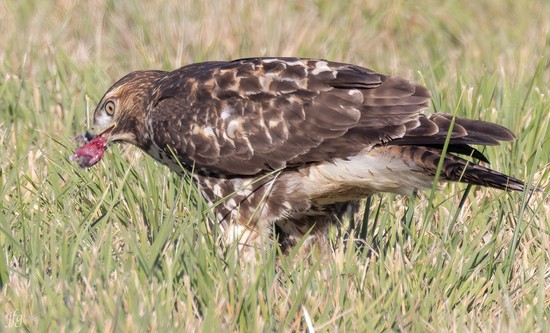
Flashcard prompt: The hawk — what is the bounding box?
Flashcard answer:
[71,57,525,256]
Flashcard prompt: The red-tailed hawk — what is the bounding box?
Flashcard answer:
[71,57,525,256]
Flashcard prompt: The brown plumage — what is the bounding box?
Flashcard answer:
[73,57,525,256]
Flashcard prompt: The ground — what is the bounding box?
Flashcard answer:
[0,0,549,332]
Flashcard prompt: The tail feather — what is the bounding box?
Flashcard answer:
[383,111,527,191]
[409,146,525,191]
[389,113,517,149]
[437,154,525,191]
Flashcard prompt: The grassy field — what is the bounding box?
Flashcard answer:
[1,0,549,331]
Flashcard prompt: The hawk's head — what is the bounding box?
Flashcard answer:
[71,70,165,168]
[92,70,165,146]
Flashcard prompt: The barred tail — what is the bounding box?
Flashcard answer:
[412,146,525,191]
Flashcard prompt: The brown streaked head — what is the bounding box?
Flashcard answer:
[91,70,166,148]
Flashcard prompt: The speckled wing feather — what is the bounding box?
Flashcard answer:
[145,57,517,180]
[147,58,433,175]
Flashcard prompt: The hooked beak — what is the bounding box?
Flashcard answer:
[87,123,116,144]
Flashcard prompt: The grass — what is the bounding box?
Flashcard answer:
[1,0,549,331]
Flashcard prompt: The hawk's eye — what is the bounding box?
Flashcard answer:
[104,100,116,116]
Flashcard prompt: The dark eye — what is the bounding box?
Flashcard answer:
[104,100,116,116]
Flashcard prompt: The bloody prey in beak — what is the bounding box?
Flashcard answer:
[70,130,111,168]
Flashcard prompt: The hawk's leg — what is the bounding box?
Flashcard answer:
[220,210,333,261]
[221,221,267,261]
[274,202,358,257]
[274,214,331,256]
[274,213,336,258]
